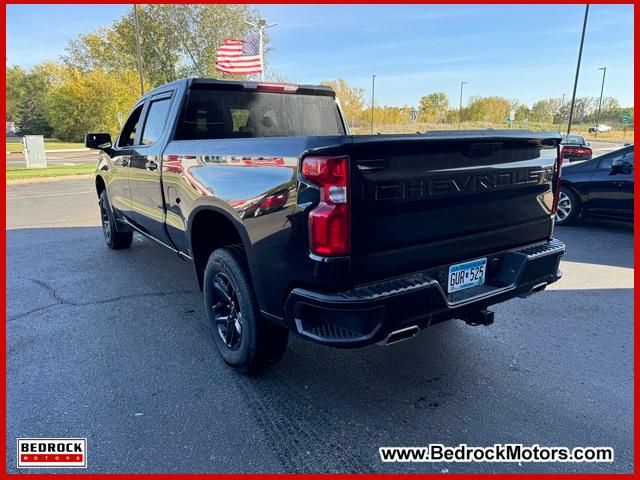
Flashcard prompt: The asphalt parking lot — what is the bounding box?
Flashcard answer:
[6,177,634,473]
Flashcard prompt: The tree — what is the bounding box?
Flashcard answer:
[515,104,530,122]
[6,66,28,122]
[571,97,597,124]
[418,92,448,122]
[464,96,510,123]
[11,65,55,136]
[530,98,562,123]
[320,79,365,127]
[63,5,266,88]
[46,67,141,142]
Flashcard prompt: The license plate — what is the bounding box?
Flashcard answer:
[447,258,487,293]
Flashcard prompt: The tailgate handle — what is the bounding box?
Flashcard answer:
[464,142,503,158]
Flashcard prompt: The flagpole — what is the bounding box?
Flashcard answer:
[244,19,277,81]
[133,4,144,95]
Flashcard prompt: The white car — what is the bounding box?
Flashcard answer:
[588,124,612,133]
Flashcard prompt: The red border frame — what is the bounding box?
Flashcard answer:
[1,1,637,478]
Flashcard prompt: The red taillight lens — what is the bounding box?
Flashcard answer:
[302,156,350,256]
[552,148,564,215]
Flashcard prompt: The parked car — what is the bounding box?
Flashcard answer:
[86,78,565,373]
[588,124,612,133]
[560,134,592,162]
[557,145,634,225]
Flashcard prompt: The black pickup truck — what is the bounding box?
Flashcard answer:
[86,78,565,373]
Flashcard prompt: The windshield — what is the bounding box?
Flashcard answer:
[175,87,345,140]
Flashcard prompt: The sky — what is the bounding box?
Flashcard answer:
[6,4,635,108]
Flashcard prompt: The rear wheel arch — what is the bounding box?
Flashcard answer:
[560,181,585,205]
[95,175,106,198]
[188,206,261,298]
[557,184,581,225]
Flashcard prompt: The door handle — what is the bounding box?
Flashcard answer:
[145,159,158,171]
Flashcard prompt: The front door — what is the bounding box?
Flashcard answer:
[109,103,144,220]
[128,91,175,243]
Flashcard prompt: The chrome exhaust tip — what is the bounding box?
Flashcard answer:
[380,325,419,346]
[519,282,548,298]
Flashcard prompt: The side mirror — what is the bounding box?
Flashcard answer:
[85,133,112,150]
[610,158,633,175]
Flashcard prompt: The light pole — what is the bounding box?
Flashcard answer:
[133,4,144,96]
[370,74,376,134]
[594,66,607,138]
[567,4,589,134]
[244,19,277,81]
[458,81,467,130]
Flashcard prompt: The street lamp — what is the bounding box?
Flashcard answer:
[594,66,607,138]
[458,81,467,130]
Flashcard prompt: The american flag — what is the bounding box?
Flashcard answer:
[215,36,263,75]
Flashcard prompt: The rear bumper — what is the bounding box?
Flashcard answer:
[284,239,565,348]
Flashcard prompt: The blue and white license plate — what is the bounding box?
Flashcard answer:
[447,257,487,293]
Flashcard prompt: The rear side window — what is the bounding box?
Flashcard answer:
[141,98,172,145]
[562,135,584,145]
[174,87,345,140]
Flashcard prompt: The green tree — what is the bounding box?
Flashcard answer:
[418,92,448,122]
[515,104,530,122]
[464,96,510,123]
[530,98,562,123]
[6,66,28,122]
[63,4,266,88]
[11,65,54,136]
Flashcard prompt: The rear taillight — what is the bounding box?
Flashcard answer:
[552,148,564,215]
[302,156,350,256]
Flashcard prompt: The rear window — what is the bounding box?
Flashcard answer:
[174,87,345,140]
[562,135,584,145]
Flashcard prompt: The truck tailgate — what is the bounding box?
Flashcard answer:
[348,131,561,284]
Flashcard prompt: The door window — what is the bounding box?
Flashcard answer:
[118,105,144,147]
[598,150,624,170]
[141,98,172,146]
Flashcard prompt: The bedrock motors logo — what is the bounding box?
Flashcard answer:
[17,438,87,468]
